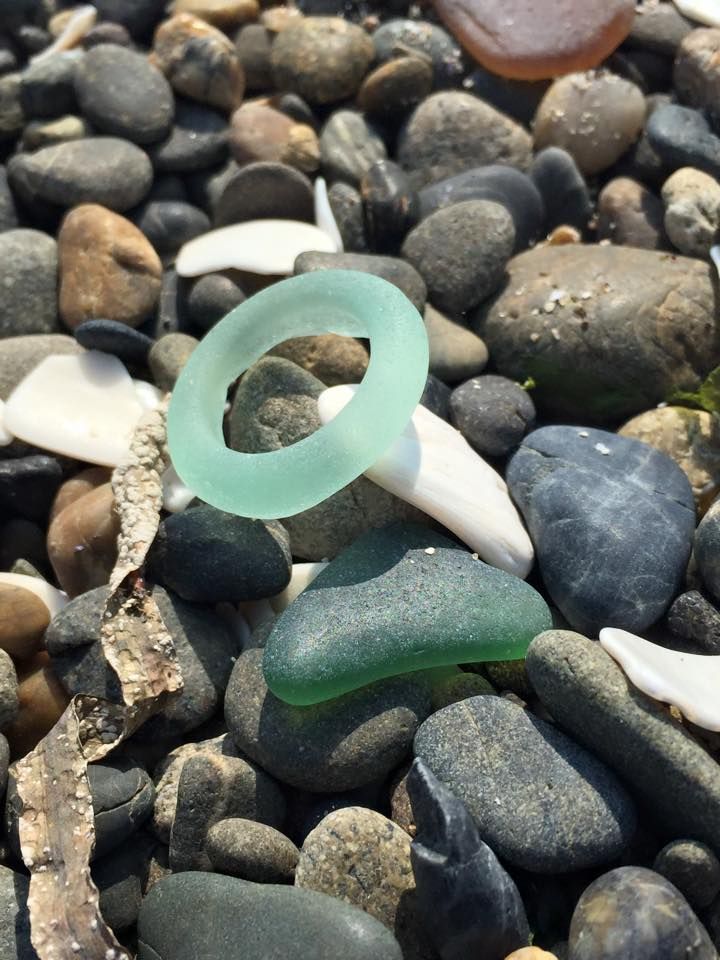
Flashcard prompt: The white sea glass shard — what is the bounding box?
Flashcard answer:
[318,384,534,579]
[0,573,67,618]
[175,220,338,278]
[600,625,720,732]
[161,464,196,513]
[673,0,720,27]
[0,400,13,446]
[314,176,343,253]
[4,351,144,466]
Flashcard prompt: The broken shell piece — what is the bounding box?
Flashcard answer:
[0,573,67,619]
[32,5,97,62]
[270,562,328,613]
[0,400,13,446]
[4,352,144,466]
[175,220,338,278]
[318,384,534,579]
[599,625,720,732]
[673,0,720,27]
[314,176,343,253]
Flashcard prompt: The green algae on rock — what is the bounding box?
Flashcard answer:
[262,524,551,706]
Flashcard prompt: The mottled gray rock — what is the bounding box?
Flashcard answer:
[402,200,514,314]
[414,695,637,873]
[424,304,488,383]
[667,590,720,654]
[228,356,427,560]
[0,167,18,233]
[137,872,403,960]
[526,630,720,852]
[328,181,369,252]
[0,230,58,338]
[0,652,16,732]
[662,167,720,257]
[206,818,299,883]
[654,839,720,911]
[507,425,695,634]
[568,867,716,960]
[225,648,431,792]
[407,759,529,960]
[320,110,387,186]
[473,244,720,422]
[20,52,77,119]
[148,332,198,391]
[294,251,425,312]
[450,374,535,458]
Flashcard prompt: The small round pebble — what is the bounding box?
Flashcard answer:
[75,44,175,145]
[674,27,720,119]
[133,200,210,256]
[185,272,246,332]
[597,177,666,249]
[271,17,374,105]
[450,375,536,458]
[235,23,273,91]
[533,71,646,175]
[0,585,49,661]
[646,103,720,180]
[653,839,720,910]
[0,230,58,337]
[372,18,463,88]
[205,818,299,883]
[424,304,489,383]
[661,166,720,257]
[148,332,199,390]
[402,200,515,314]
[328,181,369,252]
[215,161,314,226]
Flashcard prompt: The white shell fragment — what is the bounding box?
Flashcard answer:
[133,380,164,412]
[31,5,97,62]
[176,220,338,278]
[600,626,720,732]
[161,465,196,513]
[0,573,67,619]
[314,177,343,253]
[270,562,328,613]
[318,385,535,579]
[0,400,13,446]
[673,0,720,27]
[4,352,144,466]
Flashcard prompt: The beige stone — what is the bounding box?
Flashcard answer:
[58,204,162,330]
[172,0,259,28]
[270,334,368,387]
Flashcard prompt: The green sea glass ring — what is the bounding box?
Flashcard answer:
[167,270,429,519]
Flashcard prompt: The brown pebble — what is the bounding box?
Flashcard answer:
[533,71,646,175]
[357,56,433,121]
[0,585,48,661]
[172,0,259,29]
[432,0,635,80]
[674,28,720,117]
[47,483,119,598]
[505,949,559,960]
[58,204,162,330]
[49,466,111,523]
[6,661,69,759]
[261,5,303,33]
[597,177,667,250]
[269,334,369,387]
[229,103,319,173]
[546,225,582,245]
[152,13,245,113]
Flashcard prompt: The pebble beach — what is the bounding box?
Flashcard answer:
[1,1,720,958]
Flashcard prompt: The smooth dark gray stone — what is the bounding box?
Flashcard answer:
[0,455,62,521]
[132,200,210,257]
[653,839,720,911]
[215,161,314,226]
[530,147,592,232]
[507,425,696,635]
[372,18,462,87]
[450,374,535,458]
[647,104,720,179]
[0,866,34,960]
[74,319,154,366]
[149,99,228,173]
[320,110,387,186]
[20,51,77,119]
[137,872,403,960]
[407,759,529,960]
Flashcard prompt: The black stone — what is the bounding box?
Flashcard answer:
[20,52,77,119]
[419,165,545,252]
[294,250,426,312]
[319,110,387,186]
[91,0,167,39]
[137,872,404,960]
[420,373,450,421]
[361,159,419,253]
[328,181,369,252]
[406,758,530,960]
[74,319,154,366]
[372,18,463,88]
[0,454,62,521]
[530,147,593,232]
[507,426,696,635]
[214,161,314,226]
[149,99,228,173]
[147,505,292,604]
[93,832,155,933]
[132,200,210,257]
[465,67,549,125]
[653,839,720,912]
[646,104,720,179]
[184,272,246,333]
[450,374,535,458]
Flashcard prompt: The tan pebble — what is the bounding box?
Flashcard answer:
[505,949,559,960]
[261,5,304,32]
[172,0,259,29]
[546,225,582,245]
[357,56,433,120]
[47,483,119,597]
[49,466,111,523]
[0,585,49,661]
[58,204,162,330]
[229,103,319,173]
[6,661,69,759]
[269,334,369,387]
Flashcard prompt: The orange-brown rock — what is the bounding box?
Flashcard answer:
[431,0,635,81]
[172,0,259,29]
[6,659,69,758]
[47,483,119,597]
[229,103,319,173]
[269,334,369,387]
[152,13,245,113]
[49,466,112,523]
[357,57,433,121]
[505,949,558,960]
[58,204,162,330]
[0,584,49,661]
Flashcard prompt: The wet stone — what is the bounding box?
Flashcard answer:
[529,147,592,232]
[320,110,387,187]
[361,160,419,254]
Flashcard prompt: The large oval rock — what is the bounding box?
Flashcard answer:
[0,230,58,338]
[568,866,716,960]
[507,426,696,635]
[263,524,551,706]
[473,244,719,423]
[414,695,637,873]
[225,648,431,792]
[526,630,720,850]
[137,872,403,960]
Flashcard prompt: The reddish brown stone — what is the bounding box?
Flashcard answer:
[0,585,49,661]
[47,483,119,598]
[431,0,636,81]
[49,466,112,523]
[58,204,162,330]
[6,660,69,758]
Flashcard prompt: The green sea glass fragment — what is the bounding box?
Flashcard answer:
[167,270,429,519]
[263,524,552,705]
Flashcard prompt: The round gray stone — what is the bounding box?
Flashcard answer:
[205,818,299,883]
[0,231,58,338]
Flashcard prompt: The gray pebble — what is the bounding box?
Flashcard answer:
[236,23,273,92]
[661,166,720,257]
[372,18,463,88]
[0,230,58,337]
[294,251,425,312]
[134,200,210,257]
[0,73,23,143]
[654,839,720,911]
[0,866,33,960]
[185,272,245,332]
[424,303,488,384]
[450,374,535,458]
[320,110,387,186]
[215,160,314,226]
[93,832,155,933]
[149,98,228,173]
[20,52,78,119]
[667,590,720,654]
[0,167,17,232]
[328,181,369,252]
[148,332,198,390]
[206,818,299,883]
[695,498,720,604]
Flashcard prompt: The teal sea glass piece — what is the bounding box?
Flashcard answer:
[167,270,429,519]
[263,524,553,705]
